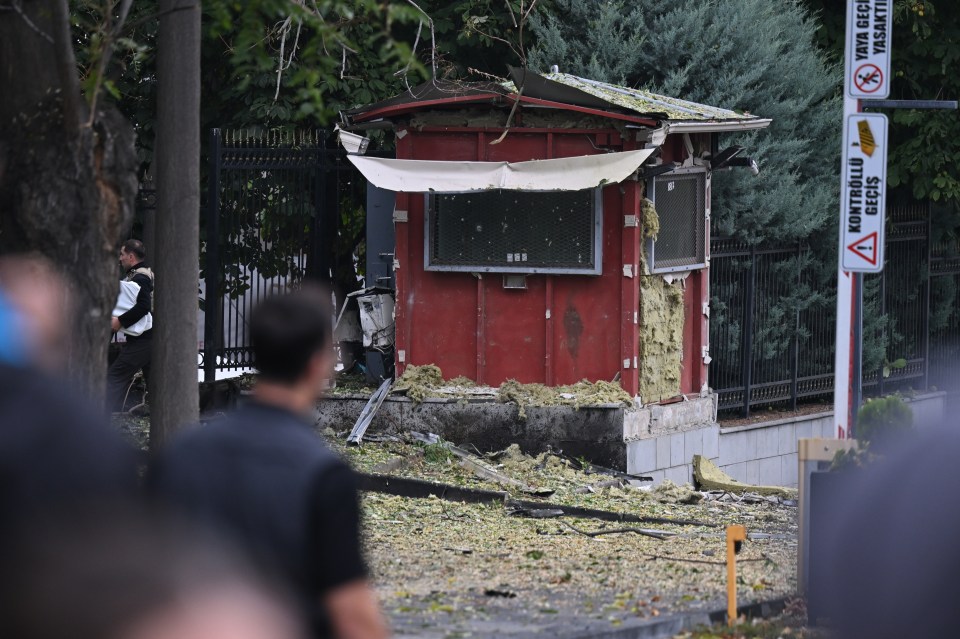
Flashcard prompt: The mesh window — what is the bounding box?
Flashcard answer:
[648,169,707,272]
[427,189,600,273]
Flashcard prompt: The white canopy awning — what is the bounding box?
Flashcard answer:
[346,148,656,193]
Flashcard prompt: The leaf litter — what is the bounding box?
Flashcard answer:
[326,432,798,636]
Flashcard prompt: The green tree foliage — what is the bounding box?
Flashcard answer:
[528,0,843,245]
[91,0,545,152]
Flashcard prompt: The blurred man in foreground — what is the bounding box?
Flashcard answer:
[0,508,304,639]
[151,288,388,639]
[0,254,137,532]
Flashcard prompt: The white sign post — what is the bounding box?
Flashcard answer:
[833,0,892,439]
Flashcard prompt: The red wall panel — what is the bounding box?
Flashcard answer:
[392,125,709,397]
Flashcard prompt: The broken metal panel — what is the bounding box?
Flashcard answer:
[346,149,655,193]
[346,377,393,445]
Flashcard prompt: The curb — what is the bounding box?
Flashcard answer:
[562,597,789,639]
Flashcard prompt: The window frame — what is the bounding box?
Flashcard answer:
[423,188,604,275]
[644,166,710,274]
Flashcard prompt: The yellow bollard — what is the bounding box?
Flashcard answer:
[726,525,747,626]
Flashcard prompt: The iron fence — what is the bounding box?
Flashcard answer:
[710,201,959,415]
[201,128,371,381]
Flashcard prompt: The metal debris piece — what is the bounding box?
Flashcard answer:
[361,434,402,443]
[561,520,675,541]
[574,479,625,494]
[408,430,441,446]
[506,505,565,519]
[358,474,715,527]
[347,378,393,445]
[555,451,652,482]
[449,445,555,497]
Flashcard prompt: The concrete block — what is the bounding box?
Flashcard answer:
[723,462,747,483]
[808,418,822,439]
[627,439,657,475]
[757,426,780,458]
[623,408,651,441]
[656,435,672,470]
[746,459,760,486]
[745,429,758,461]
[824,419,839,439]
[759,457,781,486]
[647,396,716,436]
[646,469,665,485]
[778,424,797,455]
[670,432,685,467]
[910,393,946,428]
[684,428,703,460]
[796,421,814,441]
[703,425,720,459]
[781,453,799,487]
[719,431,747,465]
[812,417,831,439]
[665,464,691,486]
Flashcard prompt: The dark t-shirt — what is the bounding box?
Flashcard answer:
[0,362,138,528]
[149,402,367,636]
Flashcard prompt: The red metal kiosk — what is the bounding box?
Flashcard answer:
[342,71,769,404]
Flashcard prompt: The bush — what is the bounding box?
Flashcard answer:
[855,395,913,447]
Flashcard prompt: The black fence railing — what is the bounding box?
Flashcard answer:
[710,201,960,416]
[201,129,372,381]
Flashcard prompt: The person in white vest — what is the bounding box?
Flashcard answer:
[107,239,154,412]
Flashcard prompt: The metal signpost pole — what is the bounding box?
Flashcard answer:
[834,0,891,438]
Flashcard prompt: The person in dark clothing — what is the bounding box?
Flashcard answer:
[150,288,388,639]
[0,255,139,565]
[107,239,154,412]
[0,361,139,529]
[1,508,305,639]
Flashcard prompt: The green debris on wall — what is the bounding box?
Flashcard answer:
[498,379,633,418]
[638,198,685,404]
[392,364,444,403]
[391,364,632,416]
[641,197,660,239]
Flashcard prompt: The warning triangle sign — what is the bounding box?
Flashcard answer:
[847,231,878,266]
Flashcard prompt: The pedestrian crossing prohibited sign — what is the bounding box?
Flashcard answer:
[841,113,887,273]
[846,0,891,99]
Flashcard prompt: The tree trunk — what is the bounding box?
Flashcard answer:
[0,1,138,398]
[151,0,201,446]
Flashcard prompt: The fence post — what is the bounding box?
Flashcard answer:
[202,128,222,384]
[877,266,886,397]
[923,209,932,390]
[790,244,801,411]
[741,246,756,417]
[310,134,329,282]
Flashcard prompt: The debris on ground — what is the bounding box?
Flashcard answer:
[693,455,798,499]
[329,432,797,636]
[647,479,704,505]
[115,411,798,636]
